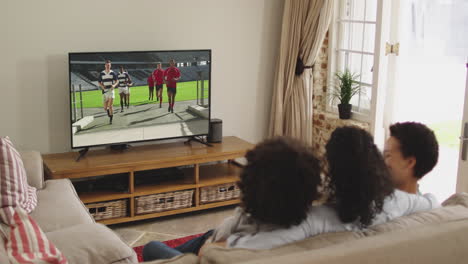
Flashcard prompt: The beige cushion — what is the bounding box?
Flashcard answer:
[365,204,468,235]
[142,254,199,264]
[0,207,67,263]
[201,231,363,264]
[0,137,38,213]
[46,223,137,264]
[239,220,468,264]
[0,236,9,264]
[442,192,468,207]
[20,150,45,190]
[30,179,94,232]
[363,192,468,235]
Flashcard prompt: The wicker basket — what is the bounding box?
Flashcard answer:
[200,182,240,204]
[135,189,194,215]
[87,199,128,220]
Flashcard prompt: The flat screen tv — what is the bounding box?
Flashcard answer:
[69,49,211,149]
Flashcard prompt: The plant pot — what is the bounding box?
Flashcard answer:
[338,104,352,119]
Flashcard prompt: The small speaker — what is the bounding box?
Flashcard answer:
[208,118,223,143]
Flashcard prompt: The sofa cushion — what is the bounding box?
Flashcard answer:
[365,205,468,235]
[442,192,468,207]
[238,220,468,264]
[0,238,8,264]
[364,192,468,235]
[0,137,37,213]
[19,150,45,190]
[201,231,363,264]
[30,179,94,232]
[0,206,67,264]
[46,223,137,264]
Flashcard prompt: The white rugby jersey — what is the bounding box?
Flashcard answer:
[99,70,118,89]
[118,72,131,87]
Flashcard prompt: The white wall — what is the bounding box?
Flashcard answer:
[0,0,284,153]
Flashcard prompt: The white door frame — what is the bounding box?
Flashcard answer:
[370,0,392,148]
[456,62,468,193]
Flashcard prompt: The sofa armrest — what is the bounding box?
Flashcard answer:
[20,150,45,190]
[31,179,95,232]
[442,192,468,208]
[46,223,138,264]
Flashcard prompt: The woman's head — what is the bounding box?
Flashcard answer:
[238,137,322,228]
[325,126,394,227]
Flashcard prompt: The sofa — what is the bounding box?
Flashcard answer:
[0,151,138,264]
[3,150,468,264]
[144,194,468,264]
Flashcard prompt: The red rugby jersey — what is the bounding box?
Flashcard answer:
[164,67,181,88]
[153,69,165,85]
[147,75,154,86]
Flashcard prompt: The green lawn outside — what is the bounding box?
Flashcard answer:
[71,80,209,108]
[428,120,462,149]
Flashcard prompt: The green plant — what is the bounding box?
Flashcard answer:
[330,69,361,105]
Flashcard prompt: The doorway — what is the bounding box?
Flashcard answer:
[385,0,468,201]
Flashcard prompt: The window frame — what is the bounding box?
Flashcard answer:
[326,0,378,123]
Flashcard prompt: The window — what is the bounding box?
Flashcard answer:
[328,0,378,119]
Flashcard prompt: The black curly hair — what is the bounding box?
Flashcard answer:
[325,126,394,227]
[238,137,322,228]
[389,122,439,179]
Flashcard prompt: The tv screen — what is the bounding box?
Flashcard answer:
[69,50,211,148]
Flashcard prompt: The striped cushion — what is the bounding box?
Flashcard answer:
[0,137,37,213]
[0,207,68,264]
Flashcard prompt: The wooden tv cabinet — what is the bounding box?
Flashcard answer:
[42,136,253,225]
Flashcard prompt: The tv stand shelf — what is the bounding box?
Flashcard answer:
[42,136,253,225]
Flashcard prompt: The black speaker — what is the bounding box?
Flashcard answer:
[208,118,222,143]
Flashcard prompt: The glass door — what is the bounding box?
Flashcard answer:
[456,63,468,193]
[385,0,468,201]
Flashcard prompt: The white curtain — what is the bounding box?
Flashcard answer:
[269,0,334,144]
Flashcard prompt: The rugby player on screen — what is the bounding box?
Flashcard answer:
[148,74,155,101]
[152,63,165,108]
[98,60,119,124]
[164,59,181,113]
[117,66,133,112]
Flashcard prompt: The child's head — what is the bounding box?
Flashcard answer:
[385,122,439,189]
[325,126,394,227]
[238,137,321,228]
